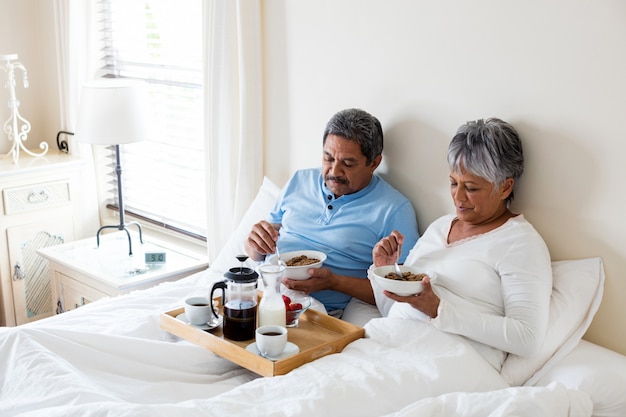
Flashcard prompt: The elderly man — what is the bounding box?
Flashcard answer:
[245,108,419,316]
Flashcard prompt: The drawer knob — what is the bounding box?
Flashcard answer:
[27,190,49,204]
[12,262,25,281]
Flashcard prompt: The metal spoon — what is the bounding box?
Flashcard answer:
[275,240,286,267]
[393,243,403,278]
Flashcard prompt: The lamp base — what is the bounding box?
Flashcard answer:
[95,221,144,256]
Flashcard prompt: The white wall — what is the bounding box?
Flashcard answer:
[2,0,623,355]
[0,0,60,155]
[263,0,626,355]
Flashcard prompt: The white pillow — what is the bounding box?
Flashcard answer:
[534,339,626,417]
[500,257,605,386]
[210,177,281,273]
[342,297,382,327]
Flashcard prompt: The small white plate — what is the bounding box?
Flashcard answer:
[246,341,299,361]
[176,312,222,330]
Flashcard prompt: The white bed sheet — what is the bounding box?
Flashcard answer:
[0,269,593,417]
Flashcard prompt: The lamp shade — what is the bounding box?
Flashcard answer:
[75,78,152,145]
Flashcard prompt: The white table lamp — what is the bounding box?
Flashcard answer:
[75,78,152,256]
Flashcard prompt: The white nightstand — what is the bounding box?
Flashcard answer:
[38,231,208,313]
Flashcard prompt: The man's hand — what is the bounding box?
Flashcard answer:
[281,267,335,294]
[245,220,280,261]
[282,267,376,305]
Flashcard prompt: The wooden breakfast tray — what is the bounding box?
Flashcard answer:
[160,305,365,377]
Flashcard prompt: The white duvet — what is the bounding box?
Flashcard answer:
[0,269,592,417]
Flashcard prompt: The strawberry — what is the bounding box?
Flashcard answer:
[282,294,291,306]
[288,302,303,311]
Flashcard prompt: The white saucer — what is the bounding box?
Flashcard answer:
[246,341,299,361]
[176,312,222,330]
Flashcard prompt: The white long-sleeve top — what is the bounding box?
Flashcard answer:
[370,214,552,370]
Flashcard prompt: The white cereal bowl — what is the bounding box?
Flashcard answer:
[371,265,435,296]
[271,250,327,280]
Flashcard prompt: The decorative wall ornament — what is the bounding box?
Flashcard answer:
[1,54,48,163]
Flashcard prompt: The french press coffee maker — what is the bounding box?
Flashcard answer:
[210,255,258,341]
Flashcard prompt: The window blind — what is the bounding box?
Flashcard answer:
[96,0,206,239]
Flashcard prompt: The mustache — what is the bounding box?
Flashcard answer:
[325,175,348,185]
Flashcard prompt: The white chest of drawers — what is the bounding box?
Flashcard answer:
[0,151,97,326]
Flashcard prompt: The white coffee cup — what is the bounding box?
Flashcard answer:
[255,325,287,358]
[184,296,212,325]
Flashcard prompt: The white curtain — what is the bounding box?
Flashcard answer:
[53,0,100,236]
[53,0,98,153]
[203,0,264,262]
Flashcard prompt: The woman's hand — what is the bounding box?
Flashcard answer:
[383,276,440,318]
[373,230,404,267]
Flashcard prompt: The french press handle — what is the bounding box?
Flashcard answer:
[209,280,227,319]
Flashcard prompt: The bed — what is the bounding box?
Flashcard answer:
[1,178,625,417]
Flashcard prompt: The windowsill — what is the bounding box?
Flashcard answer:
[98,213,207,259]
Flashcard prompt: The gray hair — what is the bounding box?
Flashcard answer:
[323,108,383,165]
[447,118,524,204]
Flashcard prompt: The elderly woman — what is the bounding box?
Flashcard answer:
[370,118,552,371]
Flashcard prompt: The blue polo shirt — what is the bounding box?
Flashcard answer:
[267,168,419,311]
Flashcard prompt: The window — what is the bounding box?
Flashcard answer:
[96,0,205,239]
